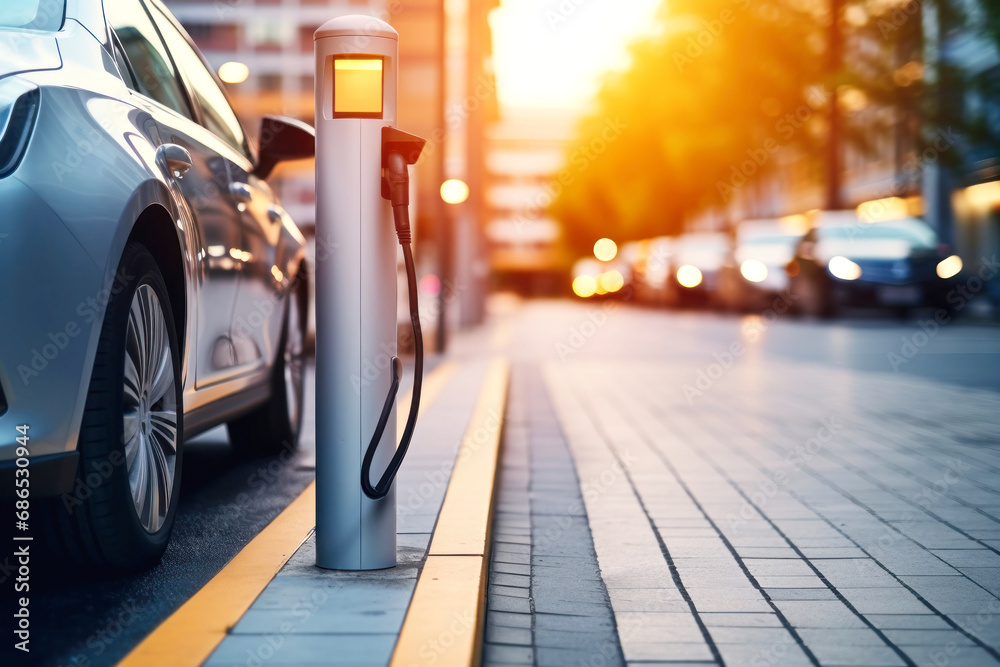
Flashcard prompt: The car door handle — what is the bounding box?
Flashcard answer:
[156,143,192,178]
[229,182,253,204]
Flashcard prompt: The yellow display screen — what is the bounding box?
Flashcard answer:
[333,58,384,118]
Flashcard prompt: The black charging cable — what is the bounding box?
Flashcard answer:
[361,150,424,500]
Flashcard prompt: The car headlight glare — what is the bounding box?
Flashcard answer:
[676,265,703,288]
[828,256,862,281]
[936,255,962,279]
[740,259,769,283]
[0,79,40,178]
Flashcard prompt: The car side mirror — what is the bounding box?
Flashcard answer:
[255,115,315,180]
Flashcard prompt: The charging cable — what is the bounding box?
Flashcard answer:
[361,140,425,500]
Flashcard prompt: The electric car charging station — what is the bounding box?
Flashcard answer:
[314,16,427,571]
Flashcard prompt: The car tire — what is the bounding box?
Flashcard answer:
[227,266,307,457]
[43,242,183,571]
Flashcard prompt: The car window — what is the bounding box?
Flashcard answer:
[105,0,192,119]
[151,7,251,160]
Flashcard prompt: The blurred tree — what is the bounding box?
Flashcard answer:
[551,0,831,255]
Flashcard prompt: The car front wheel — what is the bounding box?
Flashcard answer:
[44,242,183,571]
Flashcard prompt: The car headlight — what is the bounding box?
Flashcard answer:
[828,256,862,281]
[936,255,962,279]
[676,265,703,288]
[0,79,40,178]
[740,259,768,283]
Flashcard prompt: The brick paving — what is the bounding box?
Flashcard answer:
[484,301,1000,667]
[483,366,624,667]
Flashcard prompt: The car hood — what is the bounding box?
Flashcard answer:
[0,30,61,80]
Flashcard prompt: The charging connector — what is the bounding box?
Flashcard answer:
[361,128,427,500]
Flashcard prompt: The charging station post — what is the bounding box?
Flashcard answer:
[314,16,400,571]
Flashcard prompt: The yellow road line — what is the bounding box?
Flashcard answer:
[390,358,510,667]
[117,359,461,667]
[117,483,316,667]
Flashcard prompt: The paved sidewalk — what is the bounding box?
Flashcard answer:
[484,301,1000,667]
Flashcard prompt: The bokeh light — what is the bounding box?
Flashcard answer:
[572,275,597,298]
[676,265,703,289]
[740,259,768,283]
[218,62,250,84]
[593,238,618,262]
[599,270,624,293]
[937,255,963,279]
[440,179,470,205]
[828,256,863,281]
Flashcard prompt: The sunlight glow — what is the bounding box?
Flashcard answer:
[489,0,662,111]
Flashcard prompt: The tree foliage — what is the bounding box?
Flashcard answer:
[552,0,830,255]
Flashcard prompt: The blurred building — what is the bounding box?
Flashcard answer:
[483,110,573,295]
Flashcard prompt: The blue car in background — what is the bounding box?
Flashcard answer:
[788,216,964,317]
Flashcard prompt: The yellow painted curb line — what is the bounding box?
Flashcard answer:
[117,483,316,667]
[116,360,460,667]
[390,358,510,667]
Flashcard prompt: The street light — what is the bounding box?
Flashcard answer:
[218,61,250,84]
[440,179,470,205]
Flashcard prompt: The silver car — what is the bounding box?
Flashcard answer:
[0,0,315,570]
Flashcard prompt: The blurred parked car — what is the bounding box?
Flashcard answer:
[719,218,808,311]
[0,0,314,570]
[668,232,731,306]
[788,216,963,317]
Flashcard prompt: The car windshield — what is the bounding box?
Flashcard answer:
[742,234,800,246]
[821,220,937,248]
[0,1,64,31]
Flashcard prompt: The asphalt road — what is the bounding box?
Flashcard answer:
[3,299,999,667]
